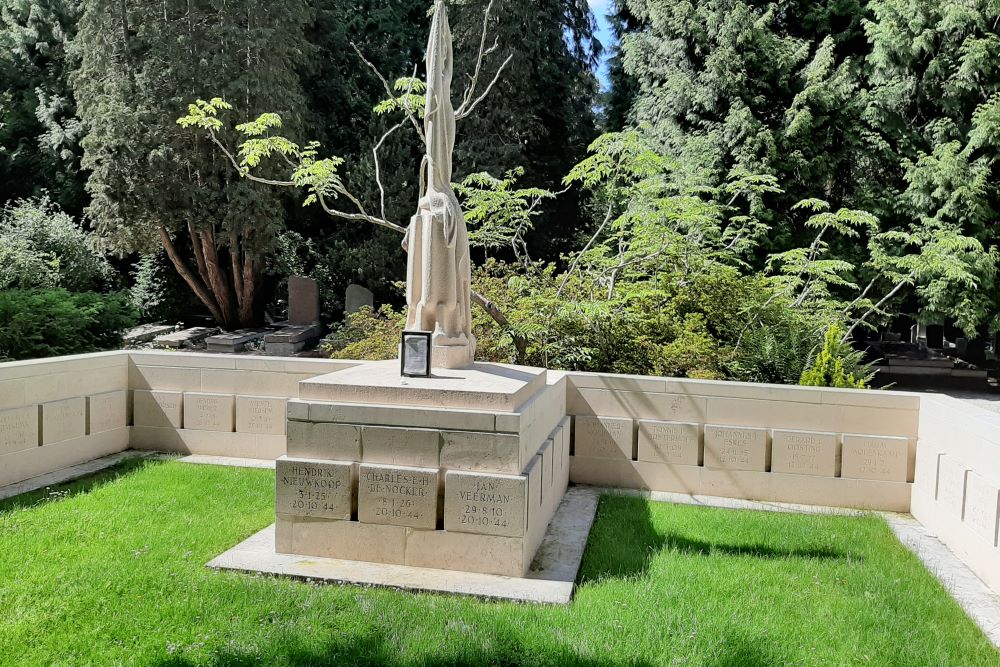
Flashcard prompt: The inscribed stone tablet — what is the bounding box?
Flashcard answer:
[574,416,633,460]
[937,455,968,519]
[704,425,769,471]
[41,397,86,445]
[771,430,838,477]
[87,391,127,435]
[358,464,438,529]
[275,458,353,519]
[236,396,287,435]
[637,420,701,465]
[841,434,909,482]
[964,472,999,546]
[183,393,235,432]
[133,390,183,429]
[444,470,528,537]
[0,405,39,455]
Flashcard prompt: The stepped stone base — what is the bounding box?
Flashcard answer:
[277,363,569,576]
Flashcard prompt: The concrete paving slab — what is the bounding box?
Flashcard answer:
[208,487,599,604]
[0,450,158,501]
[178,455,276,470]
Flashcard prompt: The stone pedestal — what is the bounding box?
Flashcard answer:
[277,361,569,577]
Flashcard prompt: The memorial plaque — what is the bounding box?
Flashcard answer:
[236,396,287,435]
[637,420,701,465]
[41,397,86,445]
[574,416,633,459]
[444,470,528,537]
[183,393,235,432]
[0,405,39,455]
[133,390,183,429]
[937,455,969,520]
[276,458,353,519]
[87,391,127,435]
[841,434,909,482]
[963,472,999,546]
[771,430,839,477]
[704,425,769,471]
[358,463,438,529]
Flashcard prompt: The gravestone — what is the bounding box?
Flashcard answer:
[966,338,987,365]
[955,338,968,355]
[345,284,374,314]
[926,325,944,350]
[288,276,320,325]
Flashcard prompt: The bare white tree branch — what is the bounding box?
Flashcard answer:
[350,42,426,143]
[373,121,405,221]
[203,126,406,234]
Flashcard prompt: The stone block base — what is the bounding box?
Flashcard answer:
[275,369,571,575]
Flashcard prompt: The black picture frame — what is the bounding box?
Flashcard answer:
[400,330,433,377]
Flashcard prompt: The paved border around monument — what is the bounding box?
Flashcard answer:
[178,454,277,470]
[0,450,161,502]
[207,487,600,605]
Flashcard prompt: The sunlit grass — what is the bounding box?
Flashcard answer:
[0,460,995,666]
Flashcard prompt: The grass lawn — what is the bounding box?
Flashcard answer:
[0,459,996,667]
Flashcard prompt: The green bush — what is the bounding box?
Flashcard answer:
[0,198,113,291]
[0,289,138,361]
[800,325,873,389]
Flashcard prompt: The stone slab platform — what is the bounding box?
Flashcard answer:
[299,360,547,411]
[208,487,599,604]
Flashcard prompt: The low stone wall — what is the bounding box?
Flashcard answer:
[565,372,919,512]
[127,352,356,458]
[0,352,129,488]
[912,395,1000,593]
[2,351,999,595]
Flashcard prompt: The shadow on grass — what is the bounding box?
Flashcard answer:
[151,627,656,667]
[580,494,851,582]
[0,456,163,514]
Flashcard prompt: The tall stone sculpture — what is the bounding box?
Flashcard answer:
[402,0,477,370]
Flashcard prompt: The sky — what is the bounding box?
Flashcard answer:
[588,0,614,89]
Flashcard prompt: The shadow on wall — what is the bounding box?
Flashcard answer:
[0,456,164,514]
[149,628,656,667]
[578,494,854,581]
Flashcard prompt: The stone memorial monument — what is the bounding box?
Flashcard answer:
[270,1,570,578]
[402,0,476,370]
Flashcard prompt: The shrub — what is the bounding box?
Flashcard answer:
[800,325,873,389]
[0,198,113,291]
[0,290,138,361]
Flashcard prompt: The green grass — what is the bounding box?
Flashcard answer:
[0,460,996,667]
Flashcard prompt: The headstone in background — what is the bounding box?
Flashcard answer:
[966,338,987,365]
[910,324,920,345]
[288,276,320,325]
[123,324,177,346]
[155,327,218,349]
[345,284,374,315]
[955,337,968,355]
[926,325,944,350]
[206,329,270,353]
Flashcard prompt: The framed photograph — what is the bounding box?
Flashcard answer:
[401,331,432,377]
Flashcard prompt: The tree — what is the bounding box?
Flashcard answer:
[618,0,872,237]
[448,0,601,260]
[73,0,311,329]
[0,0,85,213]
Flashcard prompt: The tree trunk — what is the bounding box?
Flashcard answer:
[158,226,261,330]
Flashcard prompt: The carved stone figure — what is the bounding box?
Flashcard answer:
[403,0,476,369]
